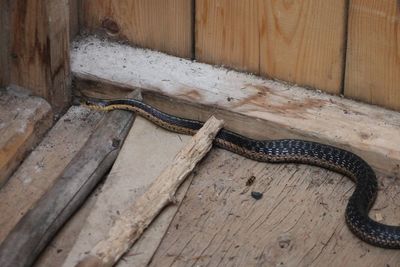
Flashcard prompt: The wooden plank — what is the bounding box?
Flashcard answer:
[77,117,223,267]
[150,148,400,266]
[9,0,71,112]
[195,0,260,74]
[0,107,134,267]
[52,117,191,267]
[0,106,103,245]
[0,86,52,187]
[71,37,400,179]
[81,0,193,58]
[195,0,346,94]
[344,0,400,111]
[69,0,80,40]
[0,0,10,87]
[259,0,347,94]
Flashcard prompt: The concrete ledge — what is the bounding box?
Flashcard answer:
[71,36,400,178]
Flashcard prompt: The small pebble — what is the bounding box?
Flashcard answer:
[251,191,263,200]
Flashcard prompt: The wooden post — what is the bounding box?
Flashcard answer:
[0,0,10,87]
[9,0,71,112]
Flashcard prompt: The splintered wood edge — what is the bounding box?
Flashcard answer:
[76,116,224,267]
[71,36,400,178]
[0,87,53,187]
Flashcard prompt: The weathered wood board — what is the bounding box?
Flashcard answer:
[0,106,102,245]
[37,117,193,267]
[196,0,260,74]
[71,36,400,180]
[0,0,10,87]
[69,0,80,39]
[258,0,347,94]
[150,148,400,266]
[0,86,52,187]
[196,0,346,94]
[81,0,193,58]
[9,0,71,112]
[0,105,134,267]
[344,0,400,111]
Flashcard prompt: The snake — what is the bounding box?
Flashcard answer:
[82,96,400,249]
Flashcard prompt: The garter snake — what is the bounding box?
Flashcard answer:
[82,97,400,249]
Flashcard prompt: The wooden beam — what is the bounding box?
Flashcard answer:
[0,0,10,87]
[0,105,135,267]
[71,37,400,178]
[81,0,193,58]
[344,0,400,111]
[0,86,52,187]
[76,116,224,267]
[0,106,103,245]
[9,0,71,113]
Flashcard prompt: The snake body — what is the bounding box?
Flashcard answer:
[83,97,400,249]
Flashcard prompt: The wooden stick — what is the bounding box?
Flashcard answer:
[76,116,224,267]
[0,104,135,267]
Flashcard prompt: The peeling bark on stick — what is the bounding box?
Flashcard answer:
[76,116,224,267]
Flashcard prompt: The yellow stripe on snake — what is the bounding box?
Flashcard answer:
[82,97,400,249]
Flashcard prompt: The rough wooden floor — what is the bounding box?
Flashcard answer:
[29,107,400,267]
[149,149,400,267]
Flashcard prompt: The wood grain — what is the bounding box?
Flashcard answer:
[196,0,260,73]
[345,0,400,111]
[0,107,134,267]
[76,116,223,267]
[71,37,400,178]
[195,0,346,94]
[0,0,10,87]
[0,107,103,245]
[41,117,192,267]
[0,86,52,187]
[69,0,80,39]
[150,148,400,266]
[259,0,347,94]
[9,0,71,112]
[81,0,193,58]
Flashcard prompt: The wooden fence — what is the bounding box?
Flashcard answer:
[74,0,399,111]
[0,0,398,111]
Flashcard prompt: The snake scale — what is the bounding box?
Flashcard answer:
[83,97,400,249]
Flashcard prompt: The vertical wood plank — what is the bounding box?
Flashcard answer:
[10,0,71,112]
[259,0,347,94]
[195,0,260,74]
[345,0,400,111]
[81,0,193,58]
[69,0,80,39]
[195,0,346,94]
[0,0,10,87]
